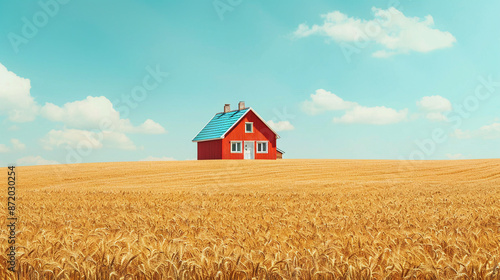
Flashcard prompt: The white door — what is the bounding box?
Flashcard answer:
[244,141,254,159]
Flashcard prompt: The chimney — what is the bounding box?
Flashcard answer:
[224,104,230,113]
[238,101,245,110]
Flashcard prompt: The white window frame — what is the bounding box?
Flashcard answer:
[245,122,253,133]
[256,141,268,153]
[230,141,242,153]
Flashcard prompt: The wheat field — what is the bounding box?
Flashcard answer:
[1,159,500,279]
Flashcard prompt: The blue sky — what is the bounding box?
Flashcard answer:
[1,0,500,166]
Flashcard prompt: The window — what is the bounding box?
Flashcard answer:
[231,141,242,153]
[245,122,253,133]
[256,141,268,153]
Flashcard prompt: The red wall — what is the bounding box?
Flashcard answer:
[221,110,277,160]
[197,139,222,160]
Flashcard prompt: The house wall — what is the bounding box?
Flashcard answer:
[197,139,222,160]
[222,110,277,160]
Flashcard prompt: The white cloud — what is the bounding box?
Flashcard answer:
[452,123,500,140]
[302,89,358,114]
[0,139,26,152]
[446,153,464,160]
[416,95,452,122]
[333,106,408,125]
[417,95,452,112]
[294,7,456,57]
[122,119,166,134]
[10,139,26,151]
[425,112,448,122]
[40,97,113,129]
[481,123,500,137]
[41,129,136,151]
[0,63,40,122]
[16,156,59,166]
[40,96,166,134]
[41,129,102,150]
[0,144,10,153]
[303,89,408,125]
[451,129,472,139]
[140,156,176,161]
[267,120,295,131]
[102,131,137,150]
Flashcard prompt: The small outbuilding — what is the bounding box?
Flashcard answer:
[192,102,283,160]
[276,148,285,159]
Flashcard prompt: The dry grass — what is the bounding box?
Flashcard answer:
[1,159,500,279]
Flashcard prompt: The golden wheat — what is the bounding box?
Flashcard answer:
[1,159,499,279]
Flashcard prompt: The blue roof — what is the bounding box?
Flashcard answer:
[193,108,249,141]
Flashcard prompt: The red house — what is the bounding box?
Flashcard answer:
[193,102,282,160]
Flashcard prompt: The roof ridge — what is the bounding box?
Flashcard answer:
[192,107,280,142]
[216,107,249,114]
